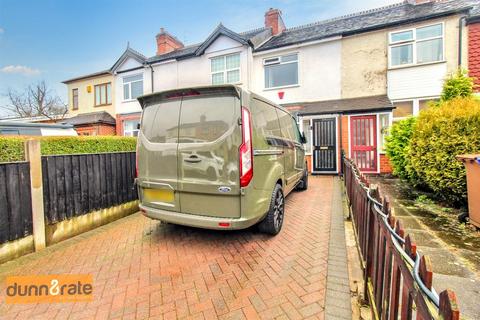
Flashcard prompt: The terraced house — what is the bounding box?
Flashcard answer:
[64,0,480,173]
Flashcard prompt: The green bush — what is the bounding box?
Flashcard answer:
[441,69,474,102]
[385,117,417,180]
[0,137,26,162]
[40,136,137,156]
[408,97,480,204]
[0,136,137,163]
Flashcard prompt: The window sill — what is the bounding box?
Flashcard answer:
[263,84,299,91]
[388,60,446,71]
[94,103,112,107]
[122,99,139,103]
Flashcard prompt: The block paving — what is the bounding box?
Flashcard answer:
[0,176,352,319]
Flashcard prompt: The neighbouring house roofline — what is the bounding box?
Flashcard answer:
[287,95,394,116]
[110,46,147,73]
[62,70,111,84]
[63,111,116,126]
[255,0,475,52]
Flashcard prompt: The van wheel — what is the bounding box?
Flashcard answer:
[258,184,284,235]
[296,169,308,191]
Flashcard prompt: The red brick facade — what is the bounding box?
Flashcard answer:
[116,113,141,136]
[469,22,480,91]
[74,123,116,136]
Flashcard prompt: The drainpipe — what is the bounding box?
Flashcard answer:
[149,64,154,93]
[458,16,466,67]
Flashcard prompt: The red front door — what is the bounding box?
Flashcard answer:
[350,115,377,172]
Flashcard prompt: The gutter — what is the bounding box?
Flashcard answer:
[459,16,466,67]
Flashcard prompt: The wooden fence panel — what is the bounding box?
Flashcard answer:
[342,156,461,320]
[42,152,137,224]
[0,162,33,244]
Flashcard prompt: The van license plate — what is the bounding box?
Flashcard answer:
[143,188,174,203]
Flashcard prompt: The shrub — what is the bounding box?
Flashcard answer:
[385,117,417,180]
[0,136,137,163]
[40,136,137,156]
[441,69,474,102]
[408,97,480,204]
[0,137,26,162]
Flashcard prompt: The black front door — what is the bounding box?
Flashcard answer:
[312,118,337,172]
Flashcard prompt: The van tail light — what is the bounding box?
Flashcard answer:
[239,107,253,187]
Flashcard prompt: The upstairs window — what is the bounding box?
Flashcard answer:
[264,53,298,89]
[389,23,443,67]
[94,82,112,106]
[211,53,240,85]
[72,88,79,110]
[123,74,143,100]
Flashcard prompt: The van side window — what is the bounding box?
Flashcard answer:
[277,110,297,143]
[291,117,302,143]
[251,99,282,148]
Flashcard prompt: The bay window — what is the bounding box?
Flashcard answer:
[389,23,443,67]
[264,53,298,89]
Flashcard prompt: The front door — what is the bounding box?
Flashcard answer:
[350,115,377,172]
[312,118,337,172]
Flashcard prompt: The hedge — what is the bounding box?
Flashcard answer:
[408,97,480,204]
[385,117,417,180]
[0,136,137,163]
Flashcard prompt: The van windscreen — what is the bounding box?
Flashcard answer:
[141,94,239,143]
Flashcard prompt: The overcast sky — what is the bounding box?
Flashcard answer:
[0,0,399,116]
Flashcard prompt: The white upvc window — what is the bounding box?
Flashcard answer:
[392,97,439,120]
[388,23,444,68]
[210,53,241,85]
[264,53,298,89]
[124,119,140,137]
[123,74,143,101]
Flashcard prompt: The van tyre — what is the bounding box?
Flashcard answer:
[296,169,308,191]
[258,184,284,235]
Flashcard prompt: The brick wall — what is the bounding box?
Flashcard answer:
[379,154,393,174]
[340,115,349,154]
[469,22,480,91]
[74,124,116,136]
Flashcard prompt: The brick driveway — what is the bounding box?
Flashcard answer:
[0,176,347,320]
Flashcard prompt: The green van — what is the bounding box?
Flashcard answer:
[136,85,307,235]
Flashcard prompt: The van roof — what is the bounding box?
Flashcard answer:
[136,85,291,115]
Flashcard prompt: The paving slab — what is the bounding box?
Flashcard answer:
[0,176,353,319]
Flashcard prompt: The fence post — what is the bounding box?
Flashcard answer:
[25,139,46,251]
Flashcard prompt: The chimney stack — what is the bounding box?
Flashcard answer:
[265,8,285,36]
[155,28,184,55]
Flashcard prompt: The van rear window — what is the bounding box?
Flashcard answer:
[178,95,239,143]
[141,100,181,143]
[141,95,239,143]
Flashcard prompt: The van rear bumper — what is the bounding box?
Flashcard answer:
[139,204,261,230]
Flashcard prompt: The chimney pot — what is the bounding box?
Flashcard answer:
[265,8,286,36]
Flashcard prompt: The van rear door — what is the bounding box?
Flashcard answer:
[137,98,182,212]
[177,92,242,218]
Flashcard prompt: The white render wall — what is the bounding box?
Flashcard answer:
[152,36,250,92]
[114,62,149,115]
[387,62,447,100]
[251,39,342,105]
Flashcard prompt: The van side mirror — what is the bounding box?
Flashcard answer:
[301,132,307,144]
[137,123,141,130]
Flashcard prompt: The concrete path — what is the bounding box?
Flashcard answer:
[0,176,352,320]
